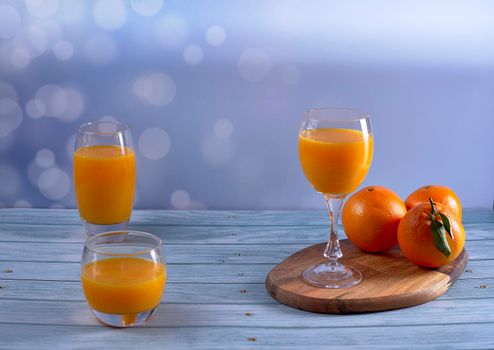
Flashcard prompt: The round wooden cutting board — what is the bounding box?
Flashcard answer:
[266,239,468,313]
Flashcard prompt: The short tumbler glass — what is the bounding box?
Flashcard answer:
[81,231,166,327]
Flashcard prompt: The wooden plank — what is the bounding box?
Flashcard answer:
[1,299,494,328]
[0,280,273,304]
[0,242,307,264]
[2,323,493,350]
[0,278,491,304]
[0,259,492,283]
[0,222,491,243]
[438,278,493,299]
[0,224,334,244]
[0,261,273,283]
[0,239,492,263]
[0,208,492,226]
[0,208,327,226]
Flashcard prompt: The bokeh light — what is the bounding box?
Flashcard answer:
[0,99,23,138]
[37,20,63,49]
[213,118,234,139]
[0,82,18,101]
[0,5,22,39]
[25,99,45,119]
[170,189,190,209]
[35,148,55,168]
[10,48,31,69]
[35,84,68,117]
[131,0,164,17]
[38,167,70,200]
[14,25,47,59]
[238,48,271,82]
[57,88,84,122]
[27,159,43,186]
[93,0,127,31]
[183,45,203,65]
[206,25,226,47]
[25,0,59,18]
[138,127,171,160]
[53,40,74,61]
[57,0,85,24]
[154,15,188,49]
[133,73,176,106]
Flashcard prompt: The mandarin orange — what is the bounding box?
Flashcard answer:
[405,185,462,220]
[398,200,465,268]
[342,186,407,253]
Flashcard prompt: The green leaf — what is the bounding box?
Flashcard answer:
[431,220,451,257]
[439,212,454,239]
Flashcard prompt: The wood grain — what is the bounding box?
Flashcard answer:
[2,323,494,350]
[1,298,493,328]
[0,239,490,263]
[266,240,468,313]
[0,278,491,304]
[0,258,490,283]
[0,209,492,349]
[0,208,492,226]
[0,222,491,244]
[0,261,272,283]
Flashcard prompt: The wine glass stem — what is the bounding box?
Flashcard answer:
[322,194,346,268]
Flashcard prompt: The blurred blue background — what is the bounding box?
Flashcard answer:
[0,0,493,210]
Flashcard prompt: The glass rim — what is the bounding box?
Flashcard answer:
[78,121,130,135]
[305,106,370,122]
[84,230,162,257]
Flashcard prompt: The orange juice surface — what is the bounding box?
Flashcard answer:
[299,128,373,194]
[74,145,135,225]
[81,258,166,314]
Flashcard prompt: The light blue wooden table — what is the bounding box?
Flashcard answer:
[0,208,493,349]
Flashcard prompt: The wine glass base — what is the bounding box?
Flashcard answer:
[83,220,129,237]
[90,306,159,328]
[303,262,362,289]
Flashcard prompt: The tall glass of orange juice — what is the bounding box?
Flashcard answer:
[74,121,135,236]
[81,230,166,327]
[299,107,373,288]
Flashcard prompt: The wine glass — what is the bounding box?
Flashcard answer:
[299,107,373,288]
[73,121,136,236]
[81,230,166,327]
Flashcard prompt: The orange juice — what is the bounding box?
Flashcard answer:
[81,258,166,314]
[299,128,373,194]
[74,145,135,225]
